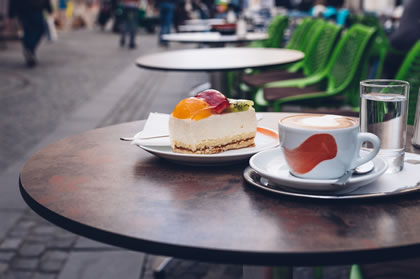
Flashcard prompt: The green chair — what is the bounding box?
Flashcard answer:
[242,21,341,96]
[250,14,289,48]
[253,24,377,112]
[335,19,406,110]
[238,17,319,98]
[394,40,420,125]
[339,34,387,110]
[285,17,316,51]
[266,15,289,48]
[226,15,289,97]
[285,18,326,73]
[345,40,420,124]
[348,13,407,79]
[356,14,391,80]
[250,16,317,73]
[367,27,390,79]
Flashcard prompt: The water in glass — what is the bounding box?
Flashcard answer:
[360,92,408,173]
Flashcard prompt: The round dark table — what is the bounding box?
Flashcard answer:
[20,113,420,268]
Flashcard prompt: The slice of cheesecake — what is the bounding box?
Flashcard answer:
[169,89,257,154]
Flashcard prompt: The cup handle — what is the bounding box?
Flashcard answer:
[350,133,381,169]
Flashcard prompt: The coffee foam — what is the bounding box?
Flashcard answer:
[280,114,358,130]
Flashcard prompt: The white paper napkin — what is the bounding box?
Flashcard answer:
[131,113,171,146]
[352,155,420,195]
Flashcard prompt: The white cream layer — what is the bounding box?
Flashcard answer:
[169,108,257,146]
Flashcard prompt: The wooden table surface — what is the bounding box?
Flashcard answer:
[19,113,420,266]
[135,48,304,72]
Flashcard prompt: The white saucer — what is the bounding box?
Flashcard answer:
[249,147,388,192]
[138,126,279,166]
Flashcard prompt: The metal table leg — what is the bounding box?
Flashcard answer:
[153,256,173,279]
[243,266,293,279]
[208,71,229,95]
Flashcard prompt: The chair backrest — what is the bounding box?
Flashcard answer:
[285,17,315,51]
[342,25,389,109]
[265,15,289,48]
[348,13,394,79]
[287,18,324,73]
[395,40,420,125]
[300,18,324,52]
[325,24,377,94]
[357,14,391,79]
[302,21,342,76]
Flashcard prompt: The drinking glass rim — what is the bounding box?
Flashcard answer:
[360,79,409,88]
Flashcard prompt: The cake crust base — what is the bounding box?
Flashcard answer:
[172,137,255,154]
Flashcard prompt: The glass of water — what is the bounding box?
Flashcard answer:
[360,79,409,173]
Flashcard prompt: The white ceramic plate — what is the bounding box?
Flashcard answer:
[138,126,279,166]
[249,147,388,192]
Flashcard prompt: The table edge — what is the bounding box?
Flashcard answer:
[135,59,301,72]
[19,178,420,265]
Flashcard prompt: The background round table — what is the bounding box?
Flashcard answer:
[177,25,212,32]
[184,18,225,25]
[136,48,303,72]
[136,48,303,94]
[20,113,420,266]
[162,32,268,46]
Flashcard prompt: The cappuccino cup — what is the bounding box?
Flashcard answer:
[279,114,381,180]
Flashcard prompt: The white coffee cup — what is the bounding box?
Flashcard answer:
[279,114,381,180]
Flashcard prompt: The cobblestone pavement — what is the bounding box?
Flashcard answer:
[0,209,78,279]
[0,29,353,279]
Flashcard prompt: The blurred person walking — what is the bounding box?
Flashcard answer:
[0,0,9,49]
[9,0,53,67]
[97,0,113,30]
[57,0,67,28]
[157,0,175,46]
[119,0,139,48]
[174,0,188,32]
[0,0,8,21]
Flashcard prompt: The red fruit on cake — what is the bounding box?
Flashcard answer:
[195,89,229,113]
